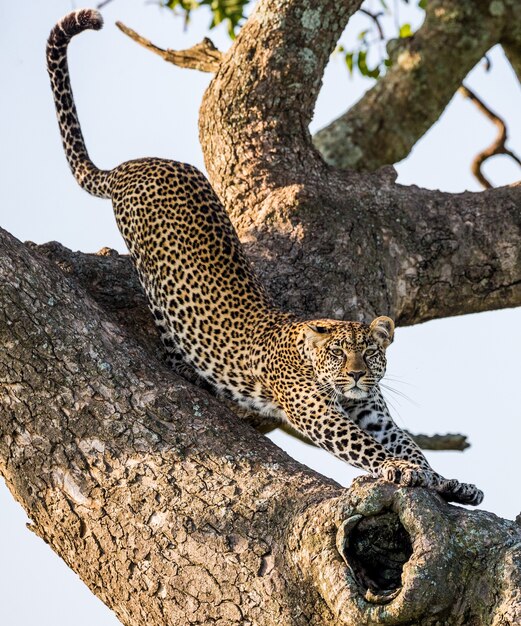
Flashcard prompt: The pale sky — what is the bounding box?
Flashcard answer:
[1,1,520,625]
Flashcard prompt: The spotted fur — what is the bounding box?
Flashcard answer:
[46,10,483,506]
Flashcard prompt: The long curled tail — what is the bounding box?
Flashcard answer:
[47,10,112,199]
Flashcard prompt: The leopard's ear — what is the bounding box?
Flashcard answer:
[304,323,331,348]
[369,316,395,348]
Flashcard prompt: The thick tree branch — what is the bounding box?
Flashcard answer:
[116,21,222,73]
[0,227,335,624]
[199,0,364,212]
[2,227,521,624]
[197,0,520,326]
[212,168,521,323]
[383,181,521,324]
[313,0,517,170]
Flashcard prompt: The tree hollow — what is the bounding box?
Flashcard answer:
[344,512,413,601]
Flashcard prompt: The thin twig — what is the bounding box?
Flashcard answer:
[459,84,521,189]
[407,431,470,451]
[116,21,223,73]
[97,0,116,8]
[359,8,385,40]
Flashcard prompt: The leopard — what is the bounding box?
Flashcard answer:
[46,9,483,506]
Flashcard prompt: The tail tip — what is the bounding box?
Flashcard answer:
[51,9,104,42]
[73,8,104,32]
[81,9,104,31]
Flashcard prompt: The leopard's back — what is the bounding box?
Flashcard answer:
[109,157,281,396]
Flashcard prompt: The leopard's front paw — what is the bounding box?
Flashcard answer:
[437,478,484,506]
[379,459,436,488]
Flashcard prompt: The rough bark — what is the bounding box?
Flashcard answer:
[313,0,519,170]
[503,41,521,81]
[199,0,521,324]
[2,227,521,626]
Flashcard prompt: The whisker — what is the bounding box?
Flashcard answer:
[313,380,340,415]
[380,382,419,407]
[380,382,410,399]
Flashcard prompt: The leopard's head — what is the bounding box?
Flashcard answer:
[302,316,394,400]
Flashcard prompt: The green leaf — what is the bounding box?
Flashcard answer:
[418,0,428,8]
[163,0,197,23]
[164,0,197,10]
[345,52,354,74]
[164,0,249,38]
[357,50,380,79]
[399,23,413,38]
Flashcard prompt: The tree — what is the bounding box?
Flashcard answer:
[1,0,521,624]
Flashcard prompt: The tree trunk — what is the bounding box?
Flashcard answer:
[1,0,521,623]
[199,0,521,323]
[2,228,521,625]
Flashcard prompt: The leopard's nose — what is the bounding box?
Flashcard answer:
[348,370,366,382]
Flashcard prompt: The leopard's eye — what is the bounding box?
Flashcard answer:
[364,346,378,357]
[329,346,344,358]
